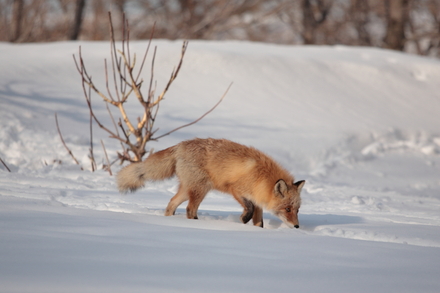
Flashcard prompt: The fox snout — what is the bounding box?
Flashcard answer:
[288,221,300,229]
[282,221,299,229]
[276,211,300,229]
[290,212,300,229]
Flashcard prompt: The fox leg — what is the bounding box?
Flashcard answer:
[165,184,189,216]
[186,187,209,219]
[252,206,264,228]
[232,195,264,227]
[240,198,263,227]
[240,197,255,224]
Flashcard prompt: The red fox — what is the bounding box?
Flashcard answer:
[117,138,305,228]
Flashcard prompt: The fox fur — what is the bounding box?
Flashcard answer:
[117,138,305,228]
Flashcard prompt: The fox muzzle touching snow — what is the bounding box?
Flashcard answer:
[117,138,305,228]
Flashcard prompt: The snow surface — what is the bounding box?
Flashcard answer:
[1,40,440,293]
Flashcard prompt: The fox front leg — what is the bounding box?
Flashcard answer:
[240,197,255,224]
[240,198,264,228]
[252,206,263,228]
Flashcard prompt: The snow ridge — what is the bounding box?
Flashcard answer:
[1,41,440,293]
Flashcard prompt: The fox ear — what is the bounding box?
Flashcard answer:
[274,179,288,197]
[294,180,305,193]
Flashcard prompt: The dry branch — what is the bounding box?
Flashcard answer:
[0,156,11,172]
[101,139,112,175]
[153,82,232,141]
[54,113,83,169]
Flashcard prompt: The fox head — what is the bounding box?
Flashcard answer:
[273,179,305,229]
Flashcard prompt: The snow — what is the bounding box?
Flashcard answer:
[1,40,440,292]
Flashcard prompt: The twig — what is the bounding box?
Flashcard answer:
[106,103,119,136]
[0,157,11,172]
[151,41,188,107]
[54,113,83,169]
[136,22,156,82]
[88,86,96,172]
[153,82,232,140]
[108,12,121,101]
[104,59,116,102]
[101,140,112,176]
[75,48,131,144]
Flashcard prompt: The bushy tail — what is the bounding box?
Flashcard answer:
[117,146,177,193]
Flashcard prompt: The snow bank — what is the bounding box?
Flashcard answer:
[1,40,440,292]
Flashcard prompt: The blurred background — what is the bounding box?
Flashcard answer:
[1,0,439,57]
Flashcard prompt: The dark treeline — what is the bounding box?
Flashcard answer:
[1,0,439,57]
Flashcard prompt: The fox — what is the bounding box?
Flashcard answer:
[117,138,305,228]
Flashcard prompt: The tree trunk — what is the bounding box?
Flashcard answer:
[384,0,410,51]
[302,0,316,44]
[10,0,24,42]
[351,0,372,46]
[70,0,86,40]
[301,0,331,45]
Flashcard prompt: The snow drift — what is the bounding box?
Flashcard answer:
[1,40,440,293]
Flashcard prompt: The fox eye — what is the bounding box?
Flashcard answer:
[285,207,291,213]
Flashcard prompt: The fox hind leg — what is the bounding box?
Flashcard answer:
[186,186,209,220]
[165,184,189,216]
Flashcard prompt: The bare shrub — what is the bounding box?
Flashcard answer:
[72,13,229,167]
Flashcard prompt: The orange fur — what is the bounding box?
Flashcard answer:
[117,138,305,228]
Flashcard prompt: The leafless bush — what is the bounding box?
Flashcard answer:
[72,13,228,167]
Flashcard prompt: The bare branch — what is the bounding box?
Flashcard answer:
[151,41,189,107]
[101,139,112,176]
[0,157,11,172]
[153,82,232,140]
[104,59,116,102]
[136,22,156,83]
[80,78,128,144]
[54,113,83,169]
[74,47,119,106]
[109,11,121,101]
[75,45,138,138]
[88,86,96,172]
[106,103,119,136]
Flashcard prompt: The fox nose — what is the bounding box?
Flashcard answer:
[294,225,299,229]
